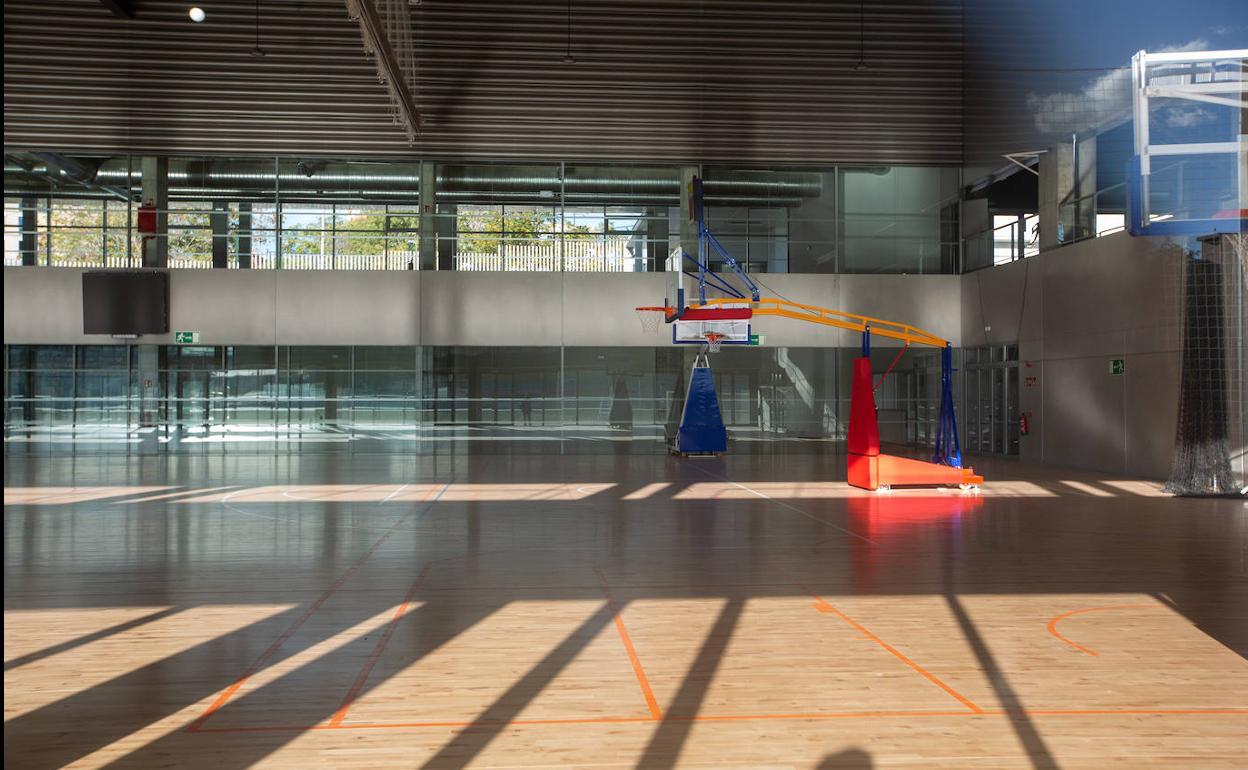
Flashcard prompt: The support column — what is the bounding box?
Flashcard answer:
[1037,143,1074,252]
[646,206,669,272]
[1239,64,1247,212]
[437,203,457,270]
[418,161,437,270]
[960,197,990,270]
[140,156,169,267]
[237,203,252,269]
[19,196,38,266]
[210,201,230,269]
[136,345,162,455]
[467,353,482,424]
[678,166,698,258]
[1075,134,1097,241]
[674,165,699,303]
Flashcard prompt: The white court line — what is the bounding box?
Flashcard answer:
[380,483,410,504]
[219,488,428,534]
[685,465,878,546]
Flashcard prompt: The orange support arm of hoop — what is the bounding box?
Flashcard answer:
[690,297,949,349]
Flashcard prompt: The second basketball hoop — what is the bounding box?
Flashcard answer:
[671,304,752,347]
[702,332,726,353]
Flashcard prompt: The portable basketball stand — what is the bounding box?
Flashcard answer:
[637,175,983,491]
[672,344,728,456]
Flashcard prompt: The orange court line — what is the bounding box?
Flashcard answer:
[1019,708,1248,716]
[808,596,984,714]
[186,482,450,732]
[594,567,663,720]
[329,566,430,727]
[1046,604,1156,656]
[191,707,1248,734]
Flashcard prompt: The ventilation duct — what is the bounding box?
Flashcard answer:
[5,159,824,207]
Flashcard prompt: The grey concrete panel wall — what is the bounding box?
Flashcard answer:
[1035,234,1183,478]
[1124,351,1182,479]
[276,271,419,346]
[561,273,670,347]
[2,267,281,345]
[839,274,963,348]
[5,268,960,350]
[176,270,279,345]
[960,232,1187,478]
[960,256,1044,349]
[420,272,562,347]
[1041,235,1182,358]
[741,274,962,349]
[4,267,86,343]
[739,274,850,347]
[1043,356,1128,474]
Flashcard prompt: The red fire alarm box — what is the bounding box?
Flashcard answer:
[137,201,158,234]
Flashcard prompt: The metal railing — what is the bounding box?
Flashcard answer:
[1058,182,1128,245]
[963,215,1039,271]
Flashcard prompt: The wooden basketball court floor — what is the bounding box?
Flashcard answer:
[4,452,1246,769]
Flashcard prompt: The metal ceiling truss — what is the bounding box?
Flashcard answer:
[344,0,421,142]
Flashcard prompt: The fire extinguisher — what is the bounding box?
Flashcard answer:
[1019,412,1030,436]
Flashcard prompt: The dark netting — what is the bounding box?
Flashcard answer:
[1163,252,1239,497]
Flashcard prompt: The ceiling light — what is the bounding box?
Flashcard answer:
[250,0,266,57]
[188,6,205,22]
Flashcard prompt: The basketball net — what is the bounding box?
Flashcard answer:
[1227,233,1246,293]
[634,306,670,333]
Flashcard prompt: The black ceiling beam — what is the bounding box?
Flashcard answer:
[98,0,135,19]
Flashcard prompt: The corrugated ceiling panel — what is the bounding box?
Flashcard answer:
[3,0,963,164]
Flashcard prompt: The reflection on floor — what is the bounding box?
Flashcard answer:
[2,423,845,454]
[4,454,1247,769]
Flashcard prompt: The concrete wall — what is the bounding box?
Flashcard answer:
[2,268,961,349]
[961,231,1191,479]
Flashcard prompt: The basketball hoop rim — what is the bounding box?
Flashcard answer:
[635,305,676,333]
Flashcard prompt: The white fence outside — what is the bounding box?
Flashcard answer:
[456,238,638,272]
[8,239,643,272]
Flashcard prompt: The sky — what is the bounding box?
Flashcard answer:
[1032,0,1246,68]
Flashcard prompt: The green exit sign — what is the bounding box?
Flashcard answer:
[174,331,200,344]
[1110,358,1126,376]
[749,333,765,346]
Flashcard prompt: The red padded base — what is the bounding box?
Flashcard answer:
[847,452,983,491]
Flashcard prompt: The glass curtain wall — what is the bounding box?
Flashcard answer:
[5,156,961,275]
[6,343,953,457]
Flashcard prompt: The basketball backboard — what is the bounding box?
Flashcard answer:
[1129,48,1247,237]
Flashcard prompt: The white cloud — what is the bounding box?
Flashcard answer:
[1163,105,1217,128]
[1025,67,1132,136]
[1024,39,1214,137]
[1156,38,1210,53]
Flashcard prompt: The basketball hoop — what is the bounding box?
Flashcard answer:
[635,306,672,333]
[703,332,726,353]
